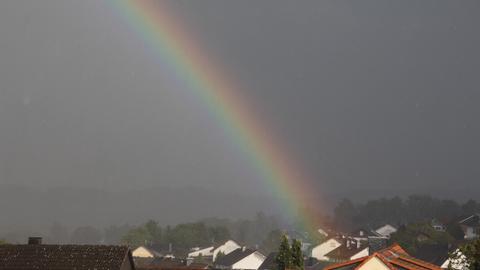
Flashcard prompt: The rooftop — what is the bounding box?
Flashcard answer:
[0,244,133,270]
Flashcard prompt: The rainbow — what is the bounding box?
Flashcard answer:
[108,0,324,234]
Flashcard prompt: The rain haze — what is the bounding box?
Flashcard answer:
[0,0,479,237]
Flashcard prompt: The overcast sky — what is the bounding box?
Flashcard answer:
[0,0,479,200]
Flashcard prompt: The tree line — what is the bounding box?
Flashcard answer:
[333,195,480,231]
[120,212,281,255]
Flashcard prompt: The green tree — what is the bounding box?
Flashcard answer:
[334,199,357,231]
[390,222,454,254]
[262,230,283,254]
[291,239,304,270]
[276,235,292,270]
[105,225,134,244]
[448,238,480,270]
[461,200,479,216]
[209,226,231,243]
[194,254,210,264]
[145,220,162,243]
[446,222,465,241]
[168,222,210,248]
[215,251,226,263]
[121,227,152,247]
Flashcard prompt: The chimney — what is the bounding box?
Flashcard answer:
[28,237,42,245]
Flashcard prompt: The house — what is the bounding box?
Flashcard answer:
[286,230,313,253]
[0,237,136,270]
[146,257,186,269]
[317,223,335,238]
[416,231,432,242]
[260,252,326,270]
[318,228,329,238]
[213,240,242,261]
[375,224,397,238]
[350,228,379,241]
[323,238,369,262]
[188,246,214,259]
[304,257,333,270]
[459,214,480,239]
[188,240,241,262]
[136,261,209,270]
[133,245,164,258]
[185,262,210,269]
[324,243,441,270]
[132,244,175,259]
[367,236,388,253]
[215,248,266,270]
[134,256,210,270]
[257,252,277,270]
[431,219,447,232]
[311,238,342,261]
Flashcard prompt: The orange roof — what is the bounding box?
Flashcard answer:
[324,243,441,270]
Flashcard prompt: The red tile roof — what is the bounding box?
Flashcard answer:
[324,244,441,270]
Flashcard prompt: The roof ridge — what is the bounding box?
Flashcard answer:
[323,256,367,270]
[396,254,442,269]
[352,253,396,270]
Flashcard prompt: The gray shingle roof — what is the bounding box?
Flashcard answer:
[0,244,133,270]
[215,248,255,267]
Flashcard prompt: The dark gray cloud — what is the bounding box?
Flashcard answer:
[0,0,479,202]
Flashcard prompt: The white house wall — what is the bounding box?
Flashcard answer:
[464,227,478,239]
[357,256,390,270]
[132,246,154,258]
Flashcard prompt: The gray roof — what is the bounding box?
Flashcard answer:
[215,248,256,267]
[459,214,480,227]
[306,261,334,270]
[258,252,277,270]
[0,244,133,270]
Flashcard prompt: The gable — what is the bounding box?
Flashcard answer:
[133,246,154,258]
[357,256,391,270]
